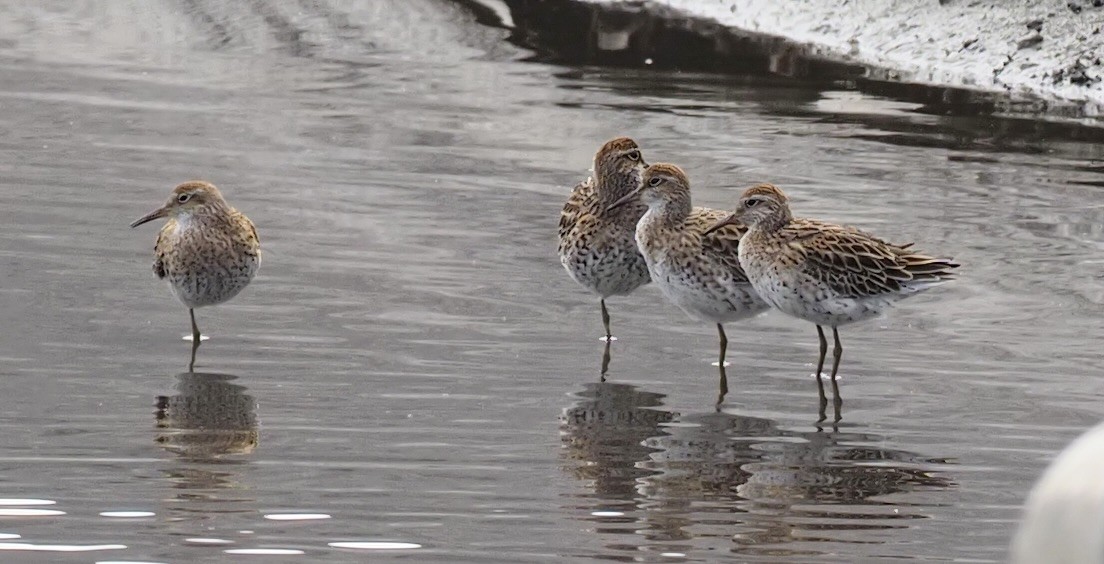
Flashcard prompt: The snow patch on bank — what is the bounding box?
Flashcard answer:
[582,0,1104,117]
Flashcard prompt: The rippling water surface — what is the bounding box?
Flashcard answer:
[0,1,1102,562]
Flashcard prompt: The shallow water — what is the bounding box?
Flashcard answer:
[0,1,1102,562]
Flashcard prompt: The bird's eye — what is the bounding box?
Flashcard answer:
[648,177,662,187]
[744,198,759,208]
[177,193,191,204]
[626,150,641,161]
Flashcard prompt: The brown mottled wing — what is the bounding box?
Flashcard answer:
[696,207,751,284]
[233,210,260,248]
[153,221,173,279]
[782,219,957,298]
[557,177,597,254]
[790,218,911,250]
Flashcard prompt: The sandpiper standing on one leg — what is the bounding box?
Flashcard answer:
[706,183,958,413]
[608,163,769,397]
[131,181,261,344]
[558,137,651,344]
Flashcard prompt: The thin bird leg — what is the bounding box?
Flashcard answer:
[831,375,843,424]
[190,309,201,343]
[816,376,828,422]
[600,299,612,341]
[189,337,199,372]
[599,339,612,380]
[815,325,829,419]
[830,327,843,381]
[717,323,728,367]
[717,364,729,408]
[815,325,828,377]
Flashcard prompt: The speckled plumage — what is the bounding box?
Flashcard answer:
[709,183,958,388]
[558,137,651,340]
[610,163,768,371]
[153,208,259,309]
[132,181,260,341]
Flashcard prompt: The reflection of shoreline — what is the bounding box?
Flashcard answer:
[560,384,954,558]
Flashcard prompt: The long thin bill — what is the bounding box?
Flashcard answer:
[130,207,167,228]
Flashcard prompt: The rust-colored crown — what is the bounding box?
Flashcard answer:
[643,163,688,185]
[739,183,787,202]
[597,136,639,156]
[172,180,223,199]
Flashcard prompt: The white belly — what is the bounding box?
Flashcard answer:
[741,247,892,327]
[647,256,766,325]
[167,254,259,309]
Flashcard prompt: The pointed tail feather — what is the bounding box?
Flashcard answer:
[900,255,959,291]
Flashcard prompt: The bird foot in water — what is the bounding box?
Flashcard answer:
[182,334,210,342]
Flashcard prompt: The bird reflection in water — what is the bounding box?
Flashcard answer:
[642,410,954,558]
[599,339,612,378]
[188,336,199,372]
[560,381,676,507]
[155,371,258,501]
[818,376,843,425]
[561,384,954,559]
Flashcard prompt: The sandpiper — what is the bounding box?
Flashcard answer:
[608,163,769,383]
[558,137,650,343]
[131,181,260,343]
[707,183,958,395]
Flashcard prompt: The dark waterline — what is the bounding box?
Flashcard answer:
[498,0,1104,134]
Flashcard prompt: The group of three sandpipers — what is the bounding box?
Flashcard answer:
[129,137,957,406]
[556,137,958,406]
